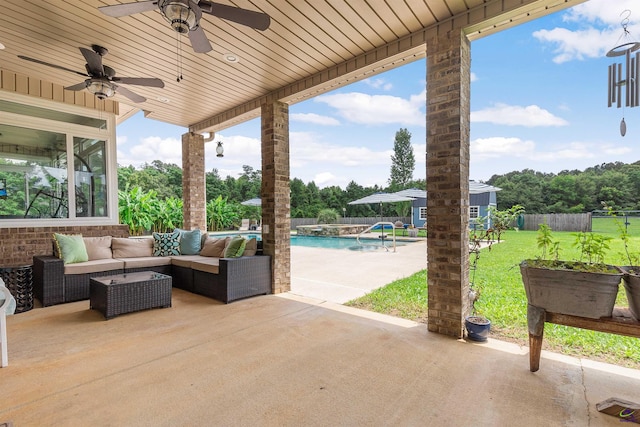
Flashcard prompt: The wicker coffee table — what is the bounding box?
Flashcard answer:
[90,271,172,319]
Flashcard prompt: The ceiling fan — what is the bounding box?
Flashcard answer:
[18,45,164,103]
[98,0,271,54]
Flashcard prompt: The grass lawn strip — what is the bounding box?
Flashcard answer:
[345,229,640,369]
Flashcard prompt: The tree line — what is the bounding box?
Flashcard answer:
[487,161,640,213]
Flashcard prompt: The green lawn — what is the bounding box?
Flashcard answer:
[346,229,640,369]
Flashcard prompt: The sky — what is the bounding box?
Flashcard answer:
[116,0,640,189]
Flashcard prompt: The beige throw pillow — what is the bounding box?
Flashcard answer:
[83,236,113,260]
[200,237,229,257]
[243,238,258,256]
[112,237,153,258]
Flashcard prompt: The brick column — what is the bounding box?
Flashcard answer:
[261,101,291,294]
[426,30,471,338]
[181,132,206,231]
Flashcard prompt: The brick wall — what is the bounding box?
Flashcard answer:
[261,101,291,294]
[426,30,471,338]
[182,132,206,231]
[0,225,129,267]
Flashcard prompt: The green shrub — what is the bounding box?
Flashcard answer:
[317,208,339,224]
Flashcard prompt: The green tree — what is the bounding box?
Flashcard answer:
[388,128,415,190]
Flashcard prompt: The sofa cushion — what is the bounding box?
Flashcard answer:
[64,259,124,275]
[83,236,113,261]
[243,238,258,256]
[175,228,201,255]
[170,255,206,268]
[191,258,220,274]
[153,231,181,256]
[200,237,228,257]
[112,238,153,258]
[53,233,89,264]
[224,236,246,258]
[119,256,172,270]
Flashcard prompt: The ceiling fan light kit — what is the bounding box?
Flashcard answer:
[159,0,199,34]
[87,79,115,100]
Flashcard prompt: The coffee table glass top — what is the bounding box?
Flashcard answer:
[92,271,171,286]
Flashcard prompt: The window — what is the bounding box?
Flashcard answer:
[419,207,427,220]
[469,206,479,219]
[0,92,116,226]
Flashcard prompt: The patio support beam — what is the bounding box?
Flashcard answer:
[181,131,207,231]
[261,101,291,294]
[425,29,471,338]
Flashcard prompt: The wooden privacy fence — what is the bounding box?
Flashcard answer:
[521,213,592,232]
[291,217,411,230]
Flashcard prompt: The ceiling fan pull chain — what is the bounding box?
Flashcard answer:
[176,32,181,82]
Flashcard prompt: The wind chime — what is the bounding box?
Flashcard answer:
[607,10,640,137]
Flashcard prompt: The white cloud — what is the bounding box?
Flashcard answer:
[315,91,425,126]
[290,131,391,169]
[533,0,640,63]
[470,72,478,82]
[116,135,128,145]
[363,78,393,91]
[602,144,633,155]
[118,136,182,167]
[314,172,338,186]
[472,137,535,159]
[290,113,340,126]
[471,103,568,127]
[472,137,601,163]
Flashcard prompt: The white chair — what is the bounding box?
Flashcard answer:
[239,218,250,231]
[1,278,16,367]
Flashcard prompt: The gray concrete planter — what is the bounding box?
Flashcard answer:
[621,267,640,321]
[520,260,623,319]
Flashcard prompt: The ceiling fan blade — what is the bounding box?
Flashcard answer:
[201,1,270,31]
[79,47,104,76]
[112,77,165,88]
[17,55,88,77]
[98,1,158,17]
[64,82,89,91]
[188,26,213,53]
[113,85,146,103]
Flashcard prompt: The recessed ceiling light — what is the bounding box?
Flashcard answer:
[223,53,239,63]
[156,96,170,103]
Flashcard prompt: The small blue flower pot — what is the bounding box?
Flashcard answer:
[465,316,491,342]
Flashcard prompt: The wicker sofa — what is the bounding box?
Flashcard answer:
[33,235,271,306]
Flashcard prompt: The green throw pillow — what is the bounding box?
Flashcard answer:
[174,228,201,255]
[223,236,247,258]
[153,231,181,256]
[53,233,89,264]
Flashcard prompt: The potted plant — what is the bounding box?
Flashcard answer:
[520,223,623,319]
[605,206,640,320]
[407,224,418,238]
[465,218,493,342]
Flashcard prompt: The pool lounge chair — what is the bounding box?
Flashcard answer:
[239,219,250,231]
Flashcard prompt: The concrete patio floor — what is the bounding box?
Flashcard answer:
[2,243,640,426]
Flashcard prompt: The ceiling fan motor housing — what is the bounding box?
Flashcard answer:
[159,0,201,34]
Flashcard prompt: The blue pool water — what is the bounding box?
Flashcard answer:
[209,233,407,250]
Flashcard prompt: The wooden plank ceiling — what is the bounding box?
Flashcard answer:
[0,0,587,133]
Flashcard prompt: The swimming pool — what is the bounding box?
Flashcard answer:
[208,233,407,251]
[291,235,406,250]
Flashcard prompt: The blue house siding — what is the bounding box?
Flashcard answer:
[405,183,500,229]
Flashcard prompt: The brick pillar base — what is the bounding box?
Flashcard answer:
[182,132,206,231]
[261,101,291,294]
[426,30,471,338]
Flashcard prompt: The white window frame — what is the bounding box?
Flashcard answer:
[419,207,427,220]
[0,91,118,228]
[469,206,480,219]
